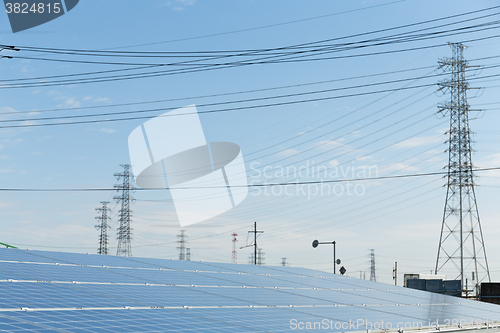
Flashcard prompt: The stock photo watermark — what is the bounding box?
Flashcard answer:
[3,0,80,33]
[249,161,378,199]
[289,318,500,331]
[128,105,248,227]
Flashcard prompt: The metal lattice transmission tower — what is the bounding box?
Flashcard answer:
[177,230,188,261]
[257,248,265,266]
[231,233,238,264]
[114,164,134,257]
[435,43,490,289]
[248,249,264,265]
[95,201,111,255]
[369,249,376,282]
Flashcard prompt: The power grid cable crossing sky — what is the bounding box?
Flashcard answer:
[0,0,500,287]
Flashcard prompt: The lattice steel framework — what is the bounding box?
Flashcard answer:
[115,164,133,257]
[95,201,111,255]
[177,230,189,261]
[435,43,490,290]
[232,233,238,264]
[369,249,376,282]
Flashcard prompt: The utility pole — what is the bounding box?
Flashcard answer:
[95,201,111,255]
[114,164,133,257]
[435,43,490,293]
[369,249,376,282]
[232,233,238,264]
[393,262,398,286]
[248,222,263,265]
[177,230,188,260]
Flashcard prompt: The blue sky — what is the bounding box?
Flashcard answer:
[1,0,500,286]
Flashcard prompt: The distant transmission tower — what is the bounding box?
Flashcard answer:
[435,43,490,290]
[95,201,111,255]
[232,233,238,264]
[248,249,264,265]
[369,249,376,282]
[281,257,288,267]
[177,230,188,260]
[257,248,265,265]
[114,164,134,257]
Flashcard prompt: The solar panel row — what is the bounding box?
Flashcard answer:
[0,248,498,332]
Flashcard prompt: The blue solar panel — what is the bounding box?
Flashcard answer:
[0,248,499,332]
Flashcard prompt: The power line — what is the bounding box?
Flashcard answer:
[2,51,499,115]
[0,65,437,113]
[0,83,457,128]
[0,71,448,124]
[102,0,411,49]
[1,9,499,88]
[0,166,499,192]
[0,65,499,130]
[9,4,500,57]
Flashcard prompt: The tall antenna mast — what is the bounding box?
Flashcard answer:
[115,164,133,257]
[435,43,490,292]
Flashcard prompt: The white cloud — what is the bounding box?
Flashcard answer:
[58,97,81,108]
[356,155,374,161]
[476,153,500,184]
[316,139,346,149]
[277,148,300,156]
[20,120,38,127]
[166,0,196,11]
[314,139,361,156]
[329,159,339,167]
[94,97,110,103]
[0,106,18,113]
[393,136,442,149]
[379,162,420,173]
[100,128,116,134]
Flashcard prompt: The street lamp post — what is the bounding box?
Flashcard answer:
[312,240,337,274]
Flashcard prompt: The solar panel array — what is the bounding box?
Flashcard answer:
[0,248,498,332]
